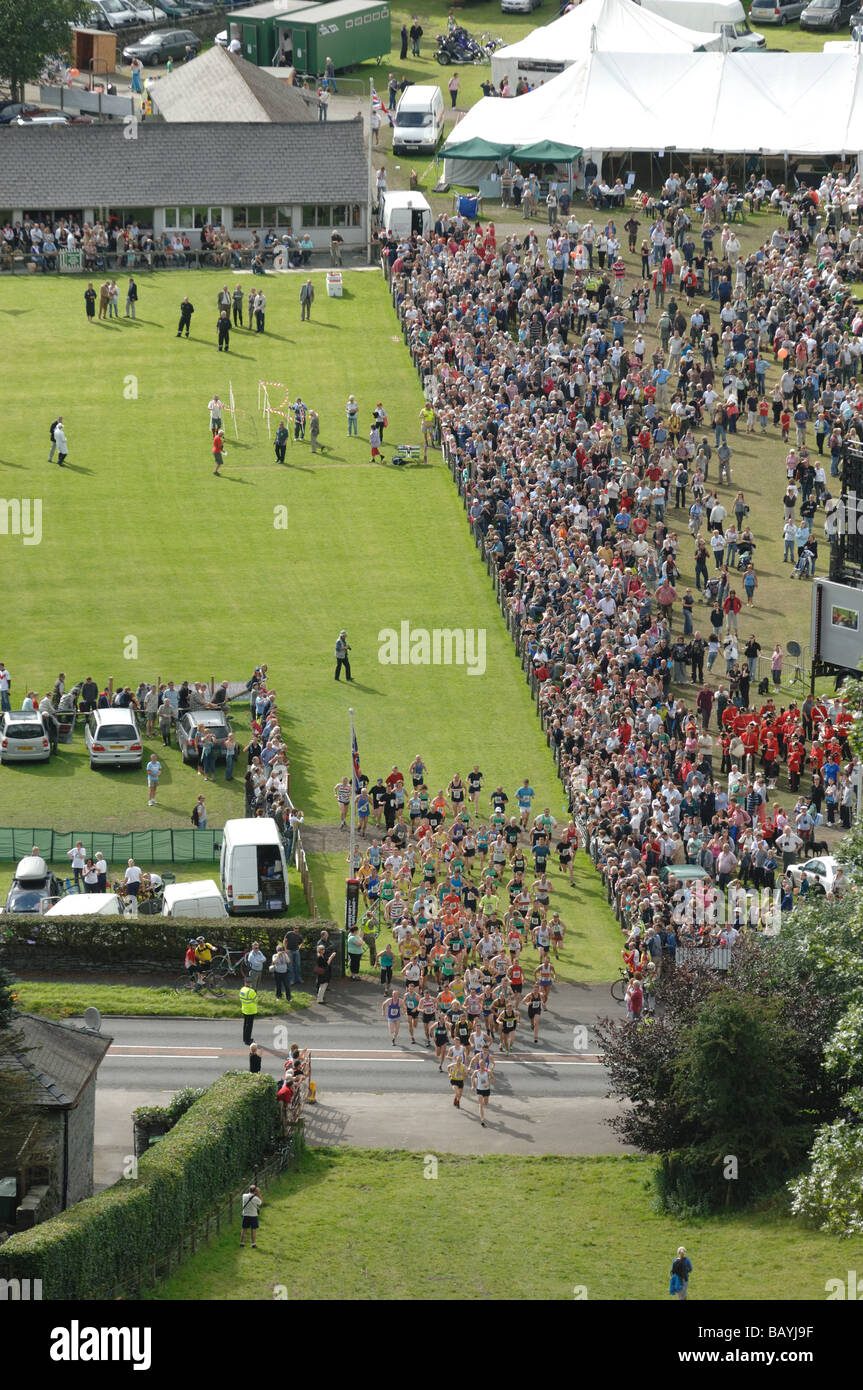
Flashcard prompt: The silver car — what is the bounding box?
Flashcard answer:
[0,710,52,763]
[750,0,806,23]
[85,707,143,769]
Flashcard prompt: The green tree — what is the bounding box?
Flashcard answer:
[0,0,90,102]
[664,992,812,1210]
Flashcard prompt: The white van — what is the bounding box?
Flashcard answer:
[379,191,433,240]
[162,880,228,919]
[220,819,289,915]
[392,85,445,155]
[637,0,766,46]
[46,893,125,917]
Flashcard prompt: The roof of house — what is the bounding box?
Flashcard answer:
[8,1014,112,1108]
[151,47,317,124]
[0,121,368,207]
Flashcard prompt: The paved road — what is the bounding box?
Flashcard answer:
[93,981,631,1181]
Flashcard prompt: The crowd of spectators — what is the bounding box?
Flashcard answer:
[384,164,862,945]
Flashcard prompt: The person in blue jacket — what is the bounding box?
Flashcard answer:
[670,1247,693,1300]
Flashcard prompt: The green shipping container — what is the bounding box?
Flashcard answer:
[227,0,391,74]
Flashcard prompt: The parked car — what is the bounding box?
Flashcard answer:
[86,0,140,28]
[1,856,63,914]
[84,707,143,769]
[787,855,848,896]
[15,114,69,127]
[800,0,858,26]
[175,708,232,764]
[0,710,52,763]
[848,4,863,29]
[122,28,202,64]
[0,104,47,124]
[750,0,807,23]
[126,1,169,20]
[154,0,196,17]
[215,29,229,46]
[502,0,542,11]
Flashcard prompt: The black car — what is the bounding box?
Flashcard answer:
[122,29,201,65]
[2,856,63,914]
[800,0,858,27]
[176,709,232,764]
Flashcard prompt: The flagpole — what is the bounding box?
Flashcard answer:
[349,706,357,873]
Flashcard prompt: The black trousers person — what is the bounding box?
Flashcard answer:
[335,651,352,681]
[242,1013,254,1045]
[217,317,231,352]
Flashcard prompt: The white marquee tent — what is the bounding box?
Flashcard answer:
[490,0,722,90]
[443,48,863,184]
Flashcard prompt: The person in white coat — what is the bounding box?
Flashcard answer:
[53,421,68,466]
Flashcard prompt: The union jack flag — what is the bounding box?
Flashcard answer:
[352,730,362,794]
[370,84,389,115]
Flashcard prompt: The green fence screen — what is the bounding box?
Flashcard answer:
[0,828,222,863]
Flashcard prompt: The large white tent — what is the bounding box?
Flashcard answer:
[444,48,863,183]
[490,0,722,90]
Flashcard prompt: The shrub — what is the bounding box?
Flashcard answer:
[0,916,342,972]
[0,1073,281,1300]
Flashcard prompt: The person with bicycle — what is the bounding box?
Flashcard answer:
[195,937,215,977]
[184,939,202,983]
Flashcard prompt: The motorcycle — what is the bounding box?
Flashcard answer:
[435,27,486,66]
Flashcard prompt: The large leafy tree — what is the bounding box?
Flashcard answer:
[0,0,91,102]
[595,939,843,1212]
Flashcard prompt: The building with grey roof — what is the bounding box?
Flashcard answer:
[0,119,369,251]
[3,1013,112,1228]
[149,45,317,124]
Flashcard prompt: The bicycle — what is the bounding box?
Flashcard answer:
[208,944,249,987]
[610,969,630,1003]
[172,971,222,998]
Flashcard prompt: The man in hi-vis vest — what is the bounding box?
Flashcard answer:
[239,983,258,1044]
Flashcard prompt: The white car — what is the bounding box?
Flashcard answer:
[0,710,52,763]
[84,707,143,770]
[787,855,848,897]
[215,29,228,47]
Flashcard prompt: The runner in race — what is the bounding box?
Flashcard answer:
[433,1012,450,1069]
[448,772,467,819]
[403,983,421,1043]
[497,999,519,1053]
[521,983,544,1045]
[534,951,557,1005]
[381,987,404,1046]
[467,765,483,817]
[419,988,437,1046]
[447,1051,467,1108]
[469,1047,495,1126]
[549,911,566,960]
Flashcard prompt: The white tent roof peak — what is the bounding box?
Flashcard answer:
[448,47,863,161]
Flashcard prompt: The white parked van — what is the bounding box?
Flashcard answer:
[637,0,765,46]
[46,893,125,917]
[161,880,228,919]
[392,84,445,155]
[379,190,433,240]
[220,818,289,915]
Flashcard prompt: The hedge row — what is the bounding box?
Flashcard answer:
[0,1073,280,1300]
[0,915,338,961]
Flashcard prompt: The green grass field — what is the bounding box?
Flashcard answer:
[145,1147,863,1301]
[1,269,563,825]
[11,979,312,1019]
